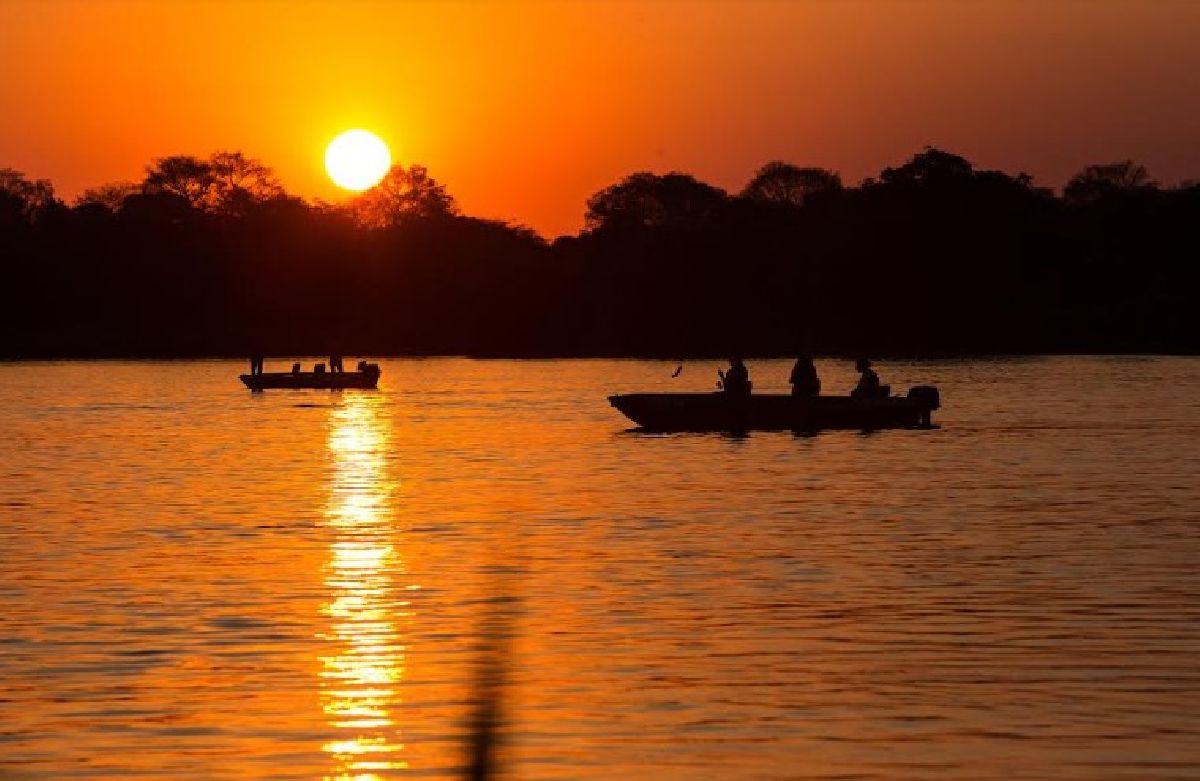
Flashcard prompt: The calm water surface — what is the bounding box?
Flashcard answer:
[1,358,1198,780]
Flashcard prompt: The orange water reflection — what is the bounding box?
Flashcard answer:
[320,394,411,780]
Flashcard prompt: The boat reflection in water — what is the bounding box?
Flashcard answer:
[320,394,412,780]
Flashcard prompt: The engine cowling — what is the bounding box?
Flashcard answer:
[907,385,940,409]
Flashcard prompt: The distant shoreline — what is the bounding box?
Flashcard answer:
[5,148,1197,362]
[3,350,1196,362]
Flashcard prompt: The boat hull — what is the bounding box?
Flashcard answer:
[240,366,380,391]
[608,387,939,432]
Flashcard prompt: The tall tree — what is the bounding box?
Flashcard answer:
[1064,161,1156,204]
[142,155,215,208]
[0,168,59,224]
[584,172,728,232]
[350,164,456,228]
[740,162,842,208]
[207,151,285,215]
[877,147,975,186]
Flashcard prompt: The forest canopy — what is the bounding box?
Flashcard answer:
[1,148,1196,358]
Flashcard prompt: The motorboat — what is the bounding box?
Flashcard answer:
[608,386,940,432]
[240,363,381,391]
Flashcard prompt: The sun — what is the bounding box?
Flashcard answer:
[325,130,391,191]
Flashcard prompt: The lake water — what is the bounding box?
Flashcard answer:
[0,357,1198,780]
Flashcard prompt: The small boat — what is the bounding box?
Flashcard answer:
[609,386,940,432]
[241,363,381,391]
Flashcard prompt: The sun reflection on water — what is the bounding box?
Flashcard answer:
[320,394,411,780]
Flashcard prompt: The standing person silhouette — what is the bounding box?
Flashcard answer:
[789,355,820,397]
[249,351,264,376]
[329,353,344,374]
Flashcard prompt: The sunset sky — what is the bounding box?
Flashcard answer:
[3,0,1199,237]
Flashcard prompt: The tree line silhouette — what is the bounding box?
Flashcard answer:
[1,148,1196,358]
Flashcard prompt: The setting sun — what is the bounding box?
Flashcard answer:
[325,130,391,192]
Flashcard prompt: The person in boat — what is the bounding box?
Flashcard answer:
[329,353,344,374]
[249,351,264,376]
[850,357,882,398]
[718,357,752,396]
[789,354,820,397]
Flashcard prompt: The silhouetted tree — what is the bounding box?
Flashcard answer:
[207,151,285,215]
[0,147,1196,358]
[1064,160,1156,204]
[349,164,456,228]
[0,168,59,225]
[142,155,215,208]
[584,172,728,232]
[740,162,842,207]
[75,181,139,212]
[876,146,975,186]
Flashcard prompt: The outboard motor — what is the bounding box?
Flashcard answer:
[907,385,940,428]
[907,385,940,409]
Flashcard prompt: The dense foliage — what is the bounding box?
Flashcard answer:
[1,149,1196,358]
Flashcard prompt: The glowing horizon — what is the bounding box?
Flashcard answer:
[2,0,1200,237]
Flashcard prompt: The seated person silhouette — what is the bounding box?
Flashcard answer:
[850,357,884,398]
[789,355,820,397]
[718,357,752,396]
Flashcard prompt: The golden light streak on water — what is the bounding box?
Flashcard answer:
[320,394,411,778]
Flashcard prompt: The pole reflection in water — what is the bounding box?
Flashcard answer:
[320,394,411,781]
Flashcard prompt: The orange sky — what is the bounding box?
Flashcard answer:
[2,0,1199,237]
